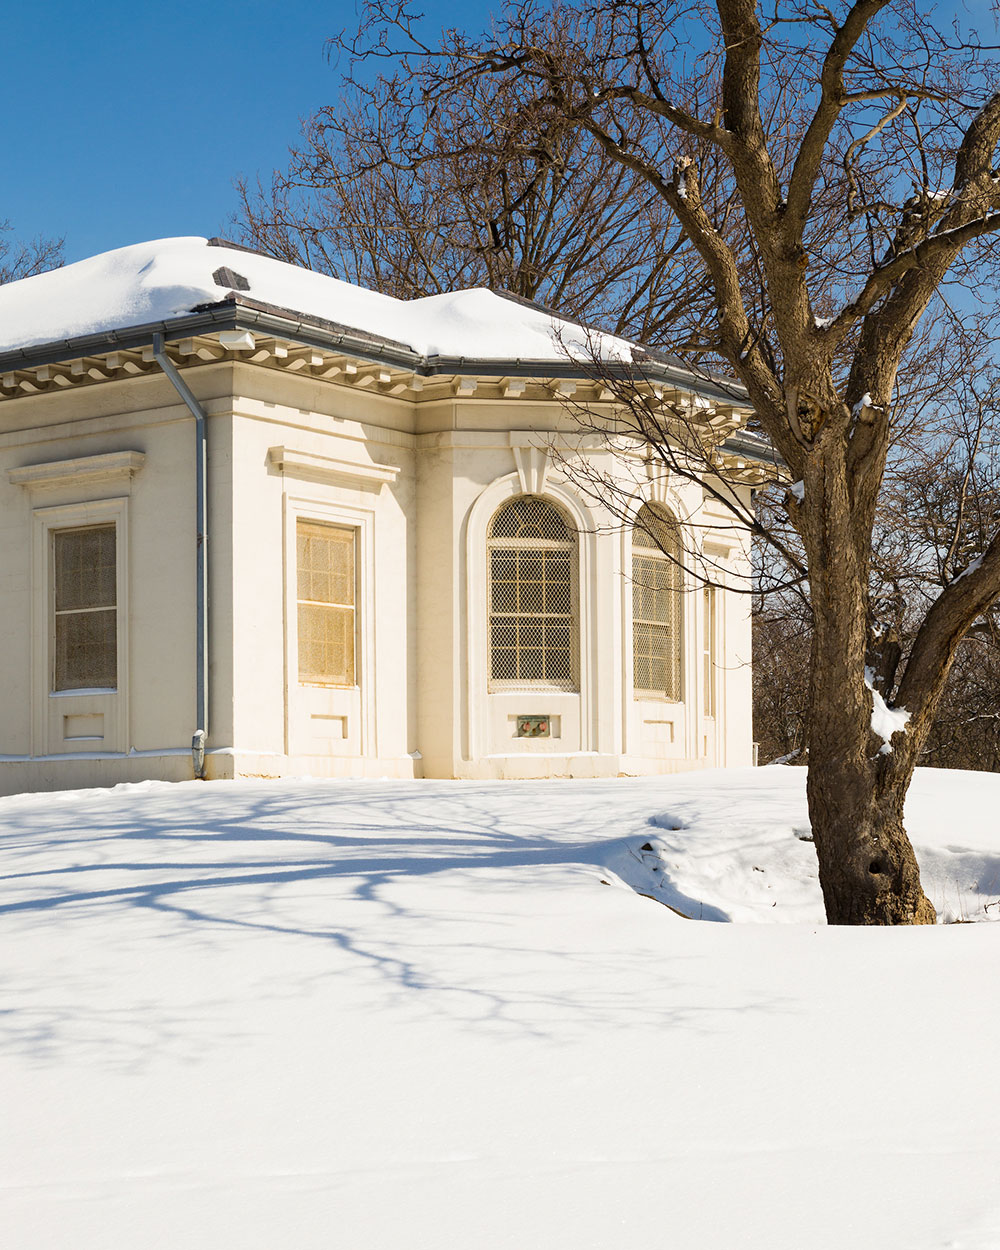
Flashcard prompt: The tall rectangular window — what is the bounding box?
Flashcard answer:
[632,505,682,700]
[52,525,118,692]
[297,521,356,685]
[703,585,717,717]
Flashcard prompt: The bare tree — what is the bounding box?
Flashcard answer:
[0,223,62,285]
[233,23,732,345]
[330,0,1000,924]
[921,624,1000,770]
[753,603,811,763]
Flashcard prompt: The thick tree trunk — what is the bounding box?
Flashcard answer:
[806,760,936,924]
[806,599,936,924]
[799,405,937,925]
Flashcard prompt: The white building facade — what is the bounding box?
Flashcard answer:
[0,238,759,794]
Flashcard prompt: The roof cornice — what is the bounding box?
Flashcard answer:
[0,296,748,408]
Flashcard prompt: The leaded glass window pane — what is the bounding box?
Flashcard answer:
[297,521,356,685]
[632,504,683,700]
[487,496,577,687]
[53,525,117,691]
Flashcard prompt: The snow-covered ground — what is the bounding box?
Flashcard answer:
[2,766,999,1249]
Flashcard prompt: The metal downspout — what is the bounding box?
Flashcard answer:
[152,333,209,778]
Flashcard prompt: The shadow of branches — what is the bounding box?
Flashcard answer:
[0,778,781,1066]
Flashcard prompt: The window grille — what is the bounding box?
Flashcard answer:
[297,521,356,685]
[632,503,683,700]
[53,525,117,691]
[488,496,577,687]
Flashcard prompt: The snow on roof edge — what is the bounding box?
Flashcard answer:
[0,236,749,408]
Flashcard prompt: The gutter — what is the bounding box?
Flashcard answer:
[152,334,209,778]
[720,428,782,467]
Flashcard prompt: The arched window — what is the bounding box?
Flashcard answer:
[632,503,683,700]
[488,495,577,686]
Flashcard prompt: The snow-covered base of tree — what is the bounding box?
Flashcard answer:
[2,768,999,1249]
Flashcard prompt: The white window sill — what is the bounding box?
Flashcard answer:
[49,688,118,698]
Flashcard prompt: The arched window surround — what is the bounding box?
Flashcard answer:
[464,473,598,762]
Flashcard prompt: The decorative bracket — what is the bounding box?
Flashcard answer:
[510,436,550,495]
[645,457,671,506]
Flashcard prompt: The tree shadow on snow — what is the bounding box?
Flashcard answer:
[0,780,784,1065]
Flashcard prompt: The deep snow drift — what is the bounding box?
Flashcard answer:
[2,766,998,1249]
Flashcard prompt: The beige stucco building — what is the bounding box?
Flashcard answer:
[0,237,761,795]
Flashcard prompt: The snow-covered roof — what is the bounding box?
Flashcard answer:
[0,236,638,368]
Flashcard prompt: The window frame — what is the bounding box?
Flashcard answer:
[465,473,598,764]
[30,496,131,755]
[486,494,579,692]
[283,494,376,760]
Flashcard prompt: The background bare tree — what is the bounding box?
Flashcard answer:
[234,21,733,346]
[755,324,1000,771]
[0,222,62,285]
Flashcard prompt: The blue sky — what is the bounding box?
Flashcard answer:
[1,0,488,265]
[7,1,998,268]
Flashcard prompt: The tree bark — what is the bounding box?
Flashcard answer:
[806,752,936,925]
[802,425,936,924]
